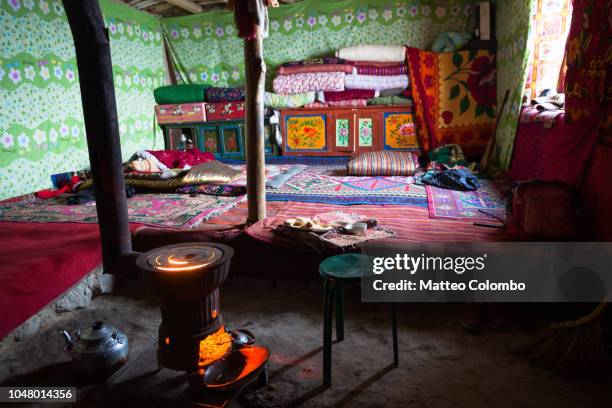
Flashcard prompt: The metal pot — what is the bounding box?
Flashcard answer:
[62,321,129,379]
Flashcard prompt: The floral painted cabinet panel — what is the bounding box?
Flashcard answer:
[281,107,418,156]
[284,113,327,153]
[333,113,354,152]
[384,112,419,151]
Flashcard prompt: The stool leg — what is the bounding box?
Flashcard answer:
[391,302,399,367]
[323,280,335,387]
[335,282,344,342]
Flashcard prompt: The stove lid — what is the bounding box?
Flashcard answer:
[145,244,224,272]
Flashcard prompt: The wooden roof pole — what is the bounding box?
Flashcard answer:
[164,0,203,13]
[63,0,136,275]
[243,8,267,223]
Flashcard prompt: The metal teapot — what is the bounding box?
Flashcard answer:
[62,321,129,379]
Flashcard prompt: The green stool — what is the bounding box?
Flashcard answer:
[319,253,399,387]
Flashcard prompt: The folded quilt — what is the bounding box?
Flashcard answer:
[205,87,245,102]
[337,45,407,62]
[345,74,409,91]
[328,99,367,107]
[264,91,316,109]
[304,100,367,108]
[277,64,355,75]
[282,56,346,67]
[354,64,408,76]
[273,72,345,94]
[367,96,414,106]
[317,89,378,102]
[346,60,406,67]
[304,102,328,108]
[154,84,208,104]
[379,87,408,96]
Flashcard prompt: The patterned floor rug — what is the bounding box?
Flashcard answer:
[0,193,247,229]
[266,170,428,206]
[426,179,509,222]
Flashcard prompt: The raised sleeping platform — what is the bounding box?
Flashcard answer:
[0,158,510,338]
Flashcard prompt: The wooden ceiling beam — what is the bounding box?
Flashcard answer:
[163,0,203,13]
[136,0,164,9]
[195,0,228,4]
[149,2,175,13]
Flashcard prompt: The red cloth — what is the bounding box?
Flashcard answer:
[147,148,214,169]
[322,89,377,102]
[581,142,612,241]
[0,221,145,338]
[564,0,611,123]
[509,113,600,188]
[0,222,102,338]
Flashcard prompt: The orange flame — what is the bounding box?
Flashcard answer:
[198,327,232,367]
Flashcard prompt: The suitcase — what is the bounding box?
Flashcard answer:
[155,102,207,124]
[205,101,246,121]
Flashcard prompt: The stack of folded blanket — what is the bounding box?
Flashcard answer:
[154,84,246,104]
[268,56,351,108]
[334,44,411,106]
[269,45,413,109]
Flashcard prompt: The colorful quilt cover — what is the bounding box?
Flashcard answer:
[407,47,496,155]
[426,178,510,222]
[266,170,428,206]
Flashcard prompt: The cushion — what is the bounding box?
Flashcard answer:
[406,47,496,155]
[347,151,420,176]
[182,161,242,184]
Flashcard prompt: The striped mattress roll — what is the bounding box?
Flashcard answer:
[347,151,420,176]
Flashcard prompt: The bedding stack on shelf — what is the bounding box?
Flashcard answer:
[337,45,411,107]
[269,45,414,109]
[154,84,248,123]
[268,57,350,109]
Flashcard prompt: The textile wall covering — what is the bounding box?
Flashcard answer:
[489,0,533,172]
[161,0,478,87]
[524,0,572,99]
[0,0,166,200]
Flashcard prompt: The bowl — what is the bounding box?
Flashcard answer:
[342,222,367,236]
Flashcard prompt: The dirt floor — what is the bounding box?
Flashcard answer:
[1,275,610,408]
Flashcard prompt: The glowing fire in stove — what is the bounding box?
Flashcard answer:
[152,250,218,272]
[198,327,233,369]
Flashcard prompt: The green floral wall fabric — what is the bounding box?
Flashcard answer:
[161,0,477,87]
[0,0,166,200]
[490,0,533,172]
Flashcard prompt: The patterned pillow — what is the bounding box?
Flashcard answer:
[406,47,496,155]
[347,151,420,176]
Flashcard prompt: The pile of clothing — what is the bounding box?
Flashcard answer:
[519,90,565,128]
[416,144,480,191]
[118,149,247,196]
[266,44,413,109]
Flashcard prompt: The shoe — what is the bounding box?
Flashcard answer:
[486,303,508,332]
[461,303,485,332]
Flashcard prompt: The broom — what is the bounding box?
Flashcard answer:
[522,294,611,378]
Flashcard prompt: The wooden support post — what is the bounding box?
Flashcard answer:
[243,27,267,224]
[63,0,133,274]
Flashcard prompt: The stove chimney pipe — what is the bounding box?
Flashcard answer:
[62,0,134,274]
